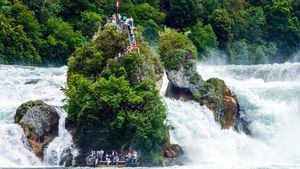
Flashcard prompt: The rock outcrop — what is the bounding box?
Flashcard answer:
[159,29,239,129]
[15,100,59,158]
[163,144,183,158]
[165,63,240,129]
[162,144,184,166]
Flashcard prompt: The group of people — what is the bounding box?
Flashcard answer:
[87,150,120,166]
[86,149,138,166]
[108,13,140,54]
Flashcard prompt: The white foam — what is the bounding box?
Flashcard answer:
[165,62,300,167]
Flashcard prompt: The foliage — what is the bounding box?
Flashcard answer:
[264,0,300,61]
[127,3,166,26]
[42,17,84,64]
[159,28,197,70]
[228,39,277,64]
[64,26,168,164]
[189,21,218,59]
[0,13,41,64]
[1,0,300,65]
[208,9,233,47]
[79,11,103,38]
[164,0,204,29]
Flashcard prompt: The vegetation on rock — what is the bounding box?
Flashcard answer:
[159,29,239,129]
[158,29,197,71]
[64,26,168,164]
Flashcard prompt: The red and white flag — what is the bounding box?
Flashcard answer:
[116,0,121,10]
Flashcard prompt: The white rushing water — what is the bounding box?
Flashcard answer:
[0,65,77,167]
[166,62,300,168]
[43,107,78,166]
[0,62,299,168]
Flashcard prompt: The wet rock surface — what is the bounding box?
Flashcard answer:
[15,100,59,158]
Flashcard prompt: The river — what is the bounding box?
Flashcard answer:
[0,62,299,169]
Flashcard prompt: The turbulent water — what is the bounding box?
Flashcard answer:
[0,62,299,168]
[0,65,73,167]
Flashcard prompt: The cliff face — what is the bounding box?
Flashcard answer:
[159,29,240,129]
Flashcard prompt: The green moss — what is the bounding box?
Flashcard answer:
[15,100,46,123]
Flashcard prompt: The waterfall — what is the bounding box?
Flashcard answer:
[165,62,300,167]
[0,65,76,167]
[43,107,78,166]
[0,62,299,168]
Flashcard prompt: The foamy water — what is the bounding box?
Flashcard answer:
[0,62,299,169]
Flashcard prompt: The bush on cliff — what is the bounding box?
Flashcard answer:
[158,28,197,71]
[64,25,168,164]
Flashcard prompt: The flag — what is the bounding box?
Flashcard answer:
[116,0,121,10]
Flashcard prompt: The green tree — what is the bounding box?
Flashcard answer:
[229,39,277,64]
[189,21,218,59]
[159,28,197,70]
[264,0,300,61]
[21,0,62,23]
[208,9,233,48]
[292,0,300,19]
[202,0,221,16]
[165,0,204,29]
[127,3,166,26]
[79,11,103,38]
[11,1,42,42]
[0,13,41,64]
[244,7,266,42]
[0,0,11,13]
[42,17,84,64]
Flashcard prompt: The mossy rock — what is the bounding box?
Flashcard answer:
[196,78,238,129]
[15,100,46,124]
[15,100,59,158]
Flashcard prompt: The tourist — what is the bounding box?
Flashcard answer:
[113,150,119,163]
[117,14,122,25]
[105,152,111,165]
[88,150,97,166]
[112,14,117,24]
[100,150,104,161]
[125,150,133,165]
[133,43,139,53]
[132,151,138,164]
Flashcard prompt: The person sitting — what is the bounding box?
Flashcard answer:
[112,150,119,164]
[95,150,104,165]
[132,151,138,165]
[99,150,104,162]
[105,152,111,165]
[125,150,133,165]
[88,150,97,166]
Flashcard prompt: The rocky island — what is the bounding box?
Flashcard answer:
[13,24,244,166]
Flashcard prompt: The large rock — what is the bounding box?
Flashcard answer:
[162,144,184,166]
[15,100,59,158]
[163,144,183,158]
[164,55,240,129]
